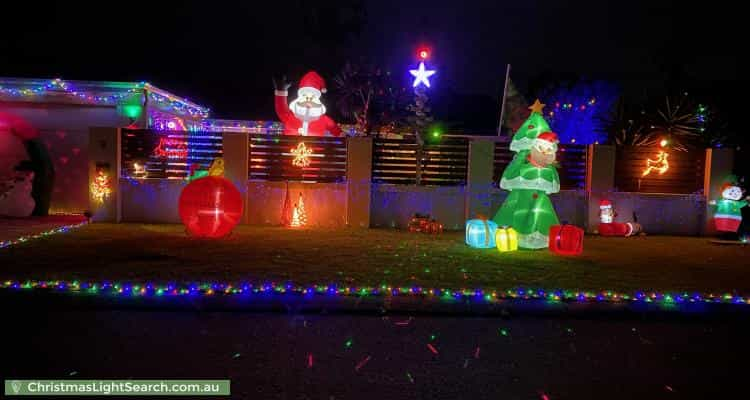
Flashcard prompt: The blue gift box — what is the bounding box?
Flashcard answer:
[465,219,498,248]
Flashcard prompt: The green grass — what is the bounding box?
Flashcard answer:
[1,224,749,294]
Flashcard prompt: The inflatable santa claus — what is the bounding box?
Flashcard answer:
[274,71,342,137]
[597,199,642,237]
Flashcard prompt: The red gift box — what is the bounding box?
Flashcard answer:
[549,224,584,255]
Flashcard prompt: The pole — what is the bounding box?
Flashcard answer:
[497,64,511,137]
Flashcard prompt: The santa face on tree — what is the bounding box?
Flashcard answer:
[528,131,558,167]
[274,71,342,137]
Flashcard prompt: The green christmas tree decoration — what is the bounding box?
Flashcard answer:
[493,100,561,249]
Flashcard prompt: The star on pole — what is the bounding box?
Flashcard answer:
[410,62,436,88]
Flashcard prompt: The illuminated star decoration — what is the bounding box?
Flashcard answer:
[291,142,313,168]
[409,62,436,88]
[528,99,546,114]
[642,151,669,177]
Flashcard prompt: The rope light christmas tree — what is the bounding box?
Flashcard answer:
[290,193,307,228]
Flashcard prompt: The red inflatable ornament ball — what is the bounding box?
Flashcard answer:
[178,176,243,238]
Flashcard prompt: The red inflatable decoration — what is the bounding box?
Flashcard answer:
[0,112,39,140]
[597,199,642,237]
[548,224,584,256]
[178,176,243,238]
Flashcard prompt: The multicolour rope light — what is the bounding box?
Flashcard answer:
[0,221,88,249]
[0,78,209,119]
[1,279,747,307]
[0,78,142,104]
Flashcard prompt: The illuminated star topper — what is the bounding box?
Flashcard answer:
[528,99,546,114]
[409,62,436,88]
[291,142,313,168]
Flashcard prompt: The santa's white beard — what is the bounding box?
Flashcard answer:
[290,98,326,122]
[530,147,556,166]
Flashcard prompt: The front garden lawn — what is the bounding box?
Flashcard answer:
[2,224,749,294]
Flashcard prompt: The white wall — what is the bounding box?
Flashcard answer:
[120,179,184,223]
[370,186,704,235]
[246,181,347,227]
[587,191,706,235]
[370,184,467,230]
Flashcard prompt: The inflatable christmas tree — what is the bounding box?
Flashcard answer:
[493,100,561,249]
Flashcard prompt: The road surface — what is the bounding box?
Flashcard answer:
[2,295,748,399]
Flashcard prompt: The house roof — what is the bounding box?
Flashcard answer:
[0,77,210,118]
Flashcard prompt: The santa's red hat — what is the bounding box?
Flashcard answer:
[533,131,559,151]
[298,71,327,98]
[536,131,559,144]
[599,199,613,209]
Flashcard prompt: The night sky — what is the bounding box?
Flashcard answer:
[0,1,745,125]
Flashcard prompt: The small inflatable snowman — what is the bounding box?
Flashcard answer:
[0,170,35,217]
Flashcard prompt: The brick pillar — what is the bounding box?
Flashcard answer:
[222,132,249,224]
[88,127,121,222]
[346,137,373,228]
[703,147,735,235]
[585,144,616,232]
[465,139,495,220]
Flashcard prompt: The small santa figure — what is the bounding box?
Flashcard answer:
[709,180,749,233]
[274,71,342,137]
[599,199,615,224]
[597,199,641,237]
